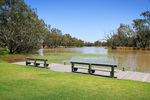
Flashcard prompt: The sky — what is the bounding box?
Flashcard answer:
[24,0,150,42]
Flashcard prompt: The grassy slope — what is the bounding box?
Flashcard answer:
[0,62,150,100]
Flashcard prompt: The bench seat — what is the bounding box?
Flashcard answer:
[26,58,49,68]
[71,61,117,78]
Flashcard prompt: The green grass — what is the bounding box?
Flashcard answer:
[0,61,150,100]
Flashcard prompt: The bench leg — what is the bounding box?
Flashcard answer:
[34,59,36,67]
[111,66,114,78]
[44,61,46,68]
[71,63,74,72]
[88,64,92,74]
[25,58,27,66]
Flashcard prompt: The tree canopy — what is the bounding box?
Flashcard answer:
[105,10,150,48]
[0,0,84,53]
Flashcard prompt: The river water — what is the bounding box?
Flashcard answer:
[39,47,150,73]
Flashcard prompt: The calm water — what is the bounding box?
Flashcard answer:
[65,47,150,72]
[40,47,150,73]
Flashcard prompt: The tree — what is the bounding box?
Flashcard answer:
[141,10,150,28]
[117,24,134,47]
[0,0,46,53]
[61,35,69,47]
[64,34,72,46]
[104,31,119,48]
[104,11,150,48]
[94,41,102,46]
[132,11,150,48]
[84,42,94,46]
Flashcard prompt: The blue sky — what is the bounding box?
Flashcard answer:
[24,0,150,42]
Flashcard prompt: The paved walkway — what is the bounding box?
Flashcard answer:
[12,62,150,83]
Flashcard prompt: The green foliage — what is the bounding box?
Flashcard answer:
[43,29,84,48]
[0,62,150,100]
[0,0,47,53]
[0,0,85,54]
[105,10,150,48]
[0,50,9,55]
[84,42,94,46]
[94,40,102,46]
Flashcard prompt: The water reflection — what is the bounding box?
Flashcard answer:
[68,47,150,72]
[37,49,44,56]
[107,49,150,72]
[70,56,117,65]
[38,47,150,72]
[66,47,108,54]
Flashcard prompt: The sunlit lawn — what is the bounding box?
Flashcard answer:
[0,61,150,100]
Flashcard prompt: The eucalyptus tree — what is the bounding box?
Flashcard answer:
[132,11,150,48]
[117,24,135,47]
[64,34,72,46]
[61,35,70,47]
[77,39,84,47]
[94,41,102,46]
[0,0,47,53]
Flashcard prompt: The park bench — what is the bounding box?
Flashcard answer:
[25,58,49,68]
[70,61,117,78]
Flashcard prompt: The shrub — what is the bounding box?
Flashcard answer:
[0,50,10,55]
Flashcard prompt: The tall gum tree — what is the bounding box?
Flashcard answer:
[0,0,46,53]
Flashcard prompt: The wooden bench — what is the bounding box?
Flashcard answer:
[70,61,117,78]
[25,58,49,68]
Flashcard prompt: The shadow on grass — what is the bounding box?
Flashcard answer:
[27,65,50,69]
[74,72,117,78]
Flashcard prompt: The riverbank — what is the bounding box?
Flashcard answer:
[116,47,150,50]
[105,47,150,51]
[0,54,26,62]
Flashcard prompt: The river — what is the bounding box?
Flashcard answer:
[39,47,150,73]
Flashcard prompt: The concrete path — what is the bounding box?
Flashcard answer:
[12,62,150,83]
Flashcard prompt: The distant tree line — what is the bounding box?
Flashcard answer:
[43,27,84,48]
[0,0,84,54]
[84,41,107,47]
[105,11,150,48]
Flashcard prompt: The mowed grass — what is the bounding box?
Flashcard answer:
[0,62,150,100]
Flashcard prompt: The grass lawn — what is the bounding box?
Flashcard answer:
[0,61,150,100]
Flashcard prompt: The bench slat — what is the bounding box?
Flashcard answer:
[92,63,117,67]
[71,62,117,67]
[71,62,91,65]
[34,59,47,61]
[26,58,47,61]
